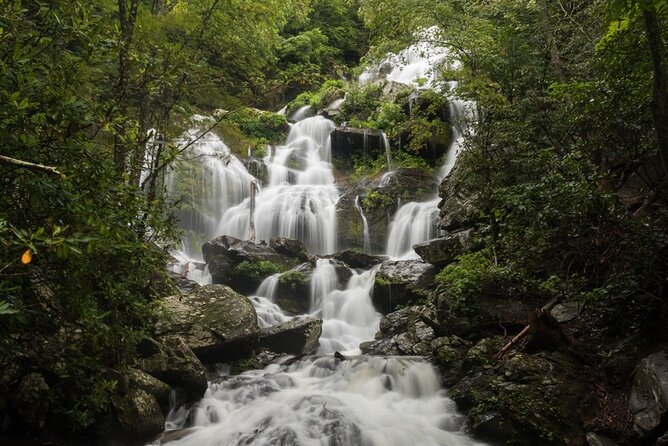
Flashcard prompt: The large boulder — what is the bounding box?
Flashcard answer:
[361,305,437,356]
[269,237,309,262]
[259,318,323,355]
[202,235,301,294]
[450,347,587,445]
[413,230,474,266]
[372,260,436,313]
[274,263,313,315]
[157,285,260,363]
[126,369,171,411]
[438,165,479,232]
[629,350,668,437]
[15,373,50,430]
[137,337,208,399]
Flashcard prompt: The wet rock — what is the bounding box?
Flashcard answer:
[158,284,260,363]
[202,235,300,293]
[335,193,366,252]
[333,250,385,269]
[113,388,164,441]
[127,369,171,410]
[137,337,207,399]
[270,237,309,262]
[372,260,436,313]
[413,230,474,266]
[629,350,668,436]
[450,348,586,445]
[15,373,49,429]
[259,318,323,355]
[601,336,644,388]
[275,264,313,315]
[551,301,583,323]
[363,305,437,356]
[438,165,479,232]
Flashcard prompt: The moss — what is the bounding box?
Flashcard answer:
[286,79,346,116]
[232,260,287,283]
[278,270,308,291]
[361,190,394,212]
[225,108,289,144]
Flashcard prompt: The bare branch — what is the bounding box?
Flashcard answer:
[0,155,62,176]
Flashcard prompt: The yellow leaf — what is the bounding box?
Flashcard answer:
[21,249,32,265]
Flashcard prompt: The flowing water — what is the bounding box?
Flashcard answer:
[157,40,485,445]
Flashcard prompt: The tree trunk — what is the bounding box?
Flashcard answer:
[536,0,567,83]
[642,1,668,174]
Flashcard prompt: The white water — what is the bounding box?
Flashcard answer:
[160,356,486,446]
[354,196,372,254]
[218,116,339,255]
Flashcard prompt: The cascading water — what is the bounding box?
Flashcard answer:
[354,196,372,254]
[218,116,338,255]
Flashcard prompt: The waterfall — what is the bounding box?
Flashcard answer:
[251,274,290,328]
[159,356,485,446]
[354,195,371,254]
[385,199,441,258]
[291,105,314,121]
[309,259,339,311]
[381,131,392,171]
[218,116,339,255]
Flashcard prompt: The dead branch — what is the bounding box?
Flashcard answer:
[0,155,62,176]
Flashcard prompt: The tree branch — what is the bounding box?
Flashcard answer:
[0,155,62,176]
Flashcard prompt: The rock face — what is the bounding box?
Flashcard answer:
[15,373,50,429]
[438,165,479,232]
[413,230,474,266]
[202,235,302,294]
[372,260,436,313]
[259,318,323,356]
[331,127,385,158]
[629,350,668,436]
[274,263,313,315]
[269,237,309,262]
[157,284,260,363]
[361,306,436,356]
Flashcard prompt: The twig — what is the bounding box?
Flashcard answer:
[0,155,62,176]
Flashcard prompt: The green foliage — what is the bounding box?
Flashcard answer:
[226,108,289,143]
[339,83,384,123]
[361,190,395,211]
[286,79,345,115]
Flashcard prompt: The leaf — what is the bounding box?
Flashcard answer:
[21,249,32,265]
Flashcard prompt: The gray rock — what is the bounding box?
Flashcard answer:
[333,250,386,269]
[362,305,436,356]
[269,237,309,262]
[138,337,207,399]
[331,127,385,158]
[551,301,583,323]
[15,373,49,429]
[113,388,164,440]
[274,263,313,315]
[372,260,436,313]
[259,318,323,355]
[586,432,617,446]
[158,285,260,363]
[167,270,201,294]
[629,350,668,435]
[413,230,474,266]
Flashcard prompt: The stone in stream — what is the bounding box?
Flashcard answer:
[157,284,260,364]
[113,388,164,441]
[333,250,386,269]
[259,318,323,356]
[361,305,437,357]
[202,235,303,294]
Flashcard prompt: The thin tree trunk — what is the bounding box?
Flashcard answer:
[642,1,668,174]
[536,0,567,83]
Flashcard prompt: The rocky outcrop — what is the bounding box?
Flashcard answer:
[259,318,323,356]
[167,270,201,294]
[372,260,436,313]
[361,305,436,356]
[202,235,302,294]
[413,229,474,266]
[629,350,668,437]
[127,369,171,410]
[15,373,50,430]
[157,284,260,363]
[269,237,309,262]
[438,165,479,232]
[274,263,313,315]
